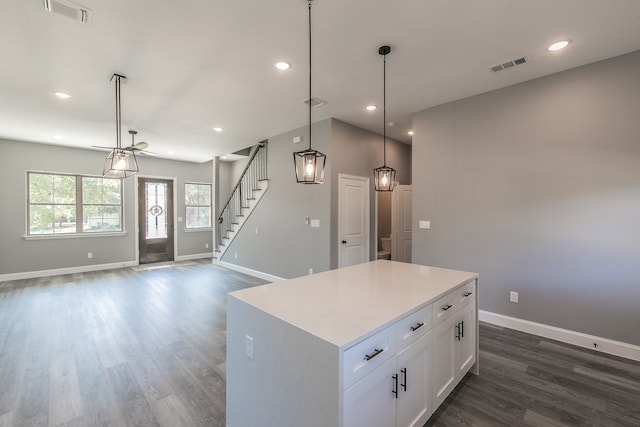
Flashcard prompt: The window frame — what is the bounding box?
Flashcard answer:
[25,170,125,238]
[184,182,212,231]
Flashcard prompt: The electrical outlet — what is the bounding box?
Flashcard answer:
[87,252,93,259]
[309,268,313,275]
[205,243,209,249]
[509,291,519,303]
[245,335,254,360]
[235,252,238,259]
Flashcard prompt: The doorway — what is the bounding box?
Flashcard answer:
[138,177,175,264]
[338,174,370,268]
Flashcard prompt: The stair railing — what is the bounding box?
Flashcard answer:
[215,140,268,252]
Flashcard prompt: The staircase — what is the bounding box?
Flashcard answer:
[215,141,268,259]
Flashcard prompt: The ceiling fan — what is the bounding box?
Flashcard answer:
[93,129,153,155]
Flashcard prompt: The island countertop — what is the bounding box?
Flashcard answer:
[228,259,478,349]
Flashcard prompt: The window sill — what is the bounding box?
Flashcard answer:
[24,231,128,240]
[184,228,213,233]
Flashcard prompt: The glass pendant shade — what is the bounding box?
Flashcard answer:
[294,147,326,184]
[103,148,138,178]
[374,165,396,191]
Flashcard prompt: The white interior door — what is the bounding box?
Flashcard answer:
[392,185,412,263]
[339,174,370,268]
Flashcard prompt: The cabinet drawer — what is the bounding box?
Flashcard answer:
[342,326,395,389]
[432,290,457,326]
[457,280,476,307]
[395,305,431,351]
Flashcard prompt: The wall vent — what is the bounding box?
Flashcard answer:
[303,97,328,108]
[44,0,92,24]
[490,57,528,73]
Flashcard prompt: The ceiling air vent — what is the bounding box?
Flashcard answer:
[490,56,528,73]
[44,0,92,24]
[303,97,328,108]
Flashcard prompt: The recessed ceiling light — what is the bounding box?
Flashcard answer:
[366,105,377,111]
[53,135,63,140]
[221,156,228,160]
[408,131,414,136]
[548,40,569,52]
[213,127,223,132]
[54,92,71,99]
[275,62,291,70]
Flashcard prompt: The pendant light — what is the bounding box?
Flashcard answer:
[293,0,326,184]
[374,45,396,192]
[103,73,139,178]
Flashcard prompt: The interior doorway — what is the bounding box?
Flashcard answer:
[376,184,412,263]
[138,177,175,264]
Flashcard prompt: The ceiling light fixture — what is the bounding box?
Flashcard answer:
[374,45,396,192]
[366,105,377,111]
[54,91,71,99]
[275,61,291,70]
[213,127,223,132]
[102,74,138,178]
[293,0,326,184]
[548,40,569,51]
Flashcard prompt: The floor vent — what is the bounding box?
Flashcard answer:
[43,0,92,24]
[303,97,328,108]
[490,57,528,73]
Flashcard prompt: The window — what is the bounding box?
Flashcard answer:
[27,172,123,236]
[185,183,211,229]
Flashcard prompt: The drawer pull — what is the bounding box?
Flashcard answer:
[364,348,384,361]
[410,322,424,332]
[400,368,407,392]
[463,291,473,297]
[441,304,453,311]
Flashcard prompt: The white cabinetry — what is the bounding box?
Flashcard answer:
[226,261,478,427]
[431,282,477,408]
[343,325,431,427]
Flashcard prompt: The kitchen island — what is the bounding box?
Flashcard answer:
[226,260,478,427]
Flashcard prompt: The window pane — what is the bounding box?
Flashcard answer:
[53,175,76,204]
[29,173,54,203]
[103,179,121,204]
[83,177,122,205]
[52,205,76,233]
[146,182,167,238]
[83,206,122,232]
[186,206,211,228]
[185,183,211,205]
[29,205,54,234]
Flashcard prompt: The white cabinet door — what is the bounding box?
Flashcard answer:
[396,333,431,427]
[343,356,396,427]
[455,304,476,379]
[431,316,456,409]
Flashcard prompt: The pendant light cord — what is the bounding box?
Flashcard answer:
[115,75,121,150]
[308,0,312,151]
[383,52,387,167]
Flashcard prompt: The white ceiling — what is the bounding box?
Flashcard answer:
[2,0,640,163]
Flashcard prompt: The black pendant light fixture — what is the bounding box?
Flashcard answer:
[374,45,396,192]
[103,73,139,178]
[293,0,326,184]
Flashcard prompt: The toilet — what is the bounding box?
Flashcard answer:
[377,237,391,260]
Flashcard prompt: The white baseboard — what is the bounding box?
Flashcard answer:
[213,260,285,283]
[175,252,213,261]
[0,261,138,282]
[479,310,640,362]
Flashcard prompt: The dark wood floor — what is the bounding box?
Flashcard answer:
[1,261,639,427]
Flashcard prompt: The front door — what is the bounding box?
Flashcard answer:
[338,174,370,268]
[138,178,174,264]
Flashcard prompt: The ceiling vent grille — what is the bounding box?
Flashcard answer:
[303,97,328,108]
[43,0,92,24]
[490,57,528,73]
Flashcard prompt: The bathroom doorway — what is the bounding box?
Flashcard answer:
[376,184,412,263]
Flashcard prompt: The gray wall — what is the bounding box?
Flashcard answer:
[221,120,332,279]
[221,118,411,278]
[329,119,411,269]
[0,139,213,277]
[412,51,640,345]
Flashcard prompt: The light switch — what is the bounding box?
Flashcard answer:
[310,219,320,228]
[178,217,183,222]
[419,220,431,229]
[245,335,254,360]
